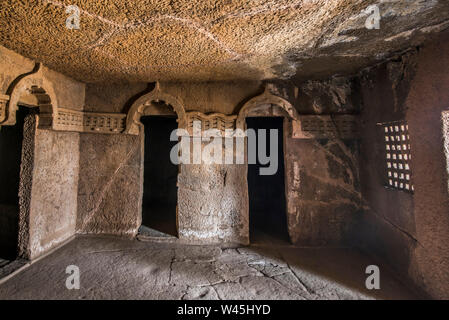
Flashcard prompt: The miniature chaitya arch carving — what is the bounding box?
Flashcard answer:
[125,83,187,135]
[236,84,299,129]
[1,64,58,129]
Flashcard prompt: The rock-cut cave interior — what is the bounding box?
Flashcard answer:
[0,0,449,301]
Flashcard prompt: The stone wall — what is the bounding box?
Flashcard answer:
[0,45,84,259]
[78,80,361,246]
[77,82,257,243]
[178,163,248,244]
[443,112,449,193]
[356,51,417,287]
[27,127,79,259]
[280,77,362,246]
[14,112,80,260]
[76,133,142,237]
[404,34,449,299]
[285,137,361,246]
[75,83,146,237]
[357,33,449,299]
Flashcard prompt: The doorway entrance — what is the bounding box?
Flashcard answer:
[141,116,178,237]
[0,106,29,260]
[246,117,289,244]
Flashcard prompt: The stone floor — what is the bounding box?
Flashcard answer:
[0,258,26,281]
[0,258,8,268]
[0,235,419,300]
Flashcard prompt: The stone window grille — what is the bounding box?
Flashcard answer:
[379,120,414,193]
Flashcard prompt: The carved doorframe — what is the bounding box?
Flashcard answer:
[237,86,299,243]
[127,83,187,237]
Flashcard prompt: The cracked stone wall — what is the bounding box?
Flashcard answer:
[274,77,362,246]
[76,83,146,236]
[356,50,417,286]
[177,161,248,245]
[76,133,142,237]
[357,32,449,299]
[285,137,361,246]
[27,126,80,259]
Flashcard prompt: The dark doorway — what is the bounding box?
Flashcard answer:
[0,107,29,260]
[141,116,178,237]
[246,117,289,244]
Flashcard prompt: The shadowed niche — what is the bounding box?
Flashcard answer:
[246,117,289,244]
[0,107,29,260]
[141,116,178,237]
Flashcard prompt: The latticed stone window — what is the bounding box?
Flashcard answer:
[380,120,414,192]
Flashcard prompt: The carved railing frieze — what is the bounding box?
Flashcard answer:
[185,112,237,136]
[292,115,359,139]
[54,108,126,134]
[2,78,359,139]
[83,113,126,133]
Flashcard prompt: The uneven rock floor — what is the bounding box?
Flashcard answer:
[0,259,8,268]
[0,258,26,280]
[0,236,419,300]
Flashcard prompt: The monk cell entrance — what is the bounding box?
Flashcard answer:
[246,117,289,244]
[0,106,29,260]
[141,116,178,237]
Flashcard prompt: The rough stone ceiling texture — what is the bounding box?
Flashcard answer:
[1,0,448,83]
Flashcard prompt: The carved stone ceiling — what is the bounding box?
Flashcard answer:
[1,0,448,83]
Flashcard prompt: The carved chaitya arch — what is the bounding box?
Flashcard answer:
[125,82,187,135]
[1,63,58,129]
[236,84,300,130]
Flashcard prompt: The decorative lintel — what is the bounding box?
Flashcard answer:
[54,108,126,134]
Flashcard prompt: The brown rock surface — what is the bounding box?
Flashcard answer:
[1,0,448,82]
